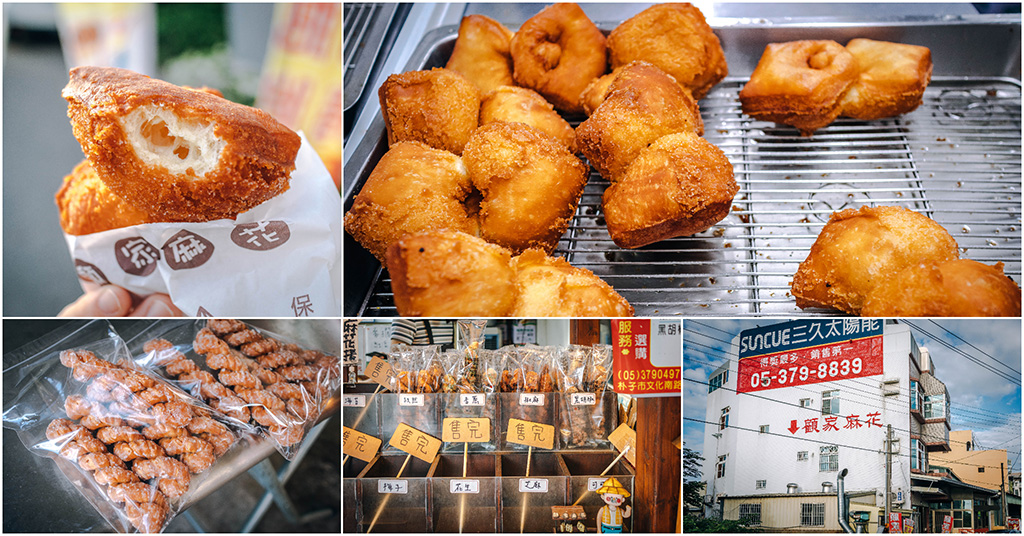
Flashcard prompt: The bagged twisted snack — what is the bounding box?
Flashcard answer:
[557,344,614,448]
[456,320,487,388]
[480,349,503,394]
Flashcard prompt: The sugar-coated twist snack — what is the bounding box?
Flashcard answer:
[158,436,215,473]
[239,337,279,357]
[187,415,234,457]
[224,329,262,347]
[60,349,119,382]
[132,456,191,499]
[106,482,169,533]
[218,369,262,390]
[207,319,246,335]
[206,350,251,371]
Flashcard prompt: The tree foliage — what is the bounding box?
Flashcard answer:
[684,515,763,533]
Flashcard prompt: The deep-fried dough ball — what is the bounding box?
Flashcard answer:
[378,68,480,155]
[861,259,1021,317]
[56,159,157,235]
[511,249,634,317]
[480,86,577,152]
[445,14,515,93]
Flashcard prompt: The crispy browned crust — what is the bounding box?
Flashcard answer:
[607,3,727,100]
[343,141,477,263]
[480,86,577,152]
[739,40,859,135]
[378,68,481,155]
[445,14,515,93]
[462,122,588,254]
[510,3,607,114]
[56,159,158,235]
[386,231,516,316]
[862,259,1021,317]
[63,66,299,222]
[577,61,703,182]
[579,67,623,116]
[512,249,634,317]
[603,131,737,248]
[791,206,961,315]
[839,38,933,120]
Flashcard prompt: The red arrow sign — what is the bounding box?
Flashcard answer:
[788,420,799,434]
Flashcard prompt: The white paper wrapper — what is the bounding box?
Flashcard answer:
[64,134,341,317]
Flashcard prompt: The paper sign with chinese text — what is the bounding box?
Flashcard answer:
[888,512,902,534]
[506,418,555,450]
[608,423,637,467]
[941,515,952,533]
[612,319,681,397]
[343,426,381,463]
[365,355,393,390]
[389,422,442,463]
[442,418,491,443]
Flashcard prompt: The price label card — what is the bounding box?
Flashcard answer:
[519,478,549,493]
[519,393,545,406]
[343,426,382,463]
[506,418,555,450]
[442,417,491,443]
[608,423,637,468]
[378,479,408,494]
[588,478,608,492]
[343,394,366,407]
[399,394,424,407]
[450,479,480,494]
[570,393,597,406]
[389,422,442,463]
[460,393,485,407]
[365,356,393,389]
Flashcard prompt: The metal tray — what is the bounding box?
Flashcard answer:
[344,14,1022,316]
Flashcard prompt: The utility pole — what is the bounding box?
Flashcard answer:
[1001,462,1008,529]
[885,424,893,524]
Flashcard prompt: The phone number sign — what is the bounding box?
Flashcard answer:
[737,320,883,393]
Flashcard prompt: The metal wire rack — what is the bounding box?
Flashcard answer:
[355,77,1021,317]
[343,3,396,111]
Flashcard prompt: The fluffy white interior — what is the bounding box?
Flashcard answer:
[120,105,226,177]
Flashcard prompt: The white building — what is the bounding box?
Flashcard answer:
[700,320,952,532]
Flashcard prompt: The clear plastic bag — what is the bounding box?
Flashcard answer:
[557,344,615,449]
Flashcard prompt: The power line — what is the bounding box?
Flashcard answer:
[903,321,1020,386]
[927,319,1021,376]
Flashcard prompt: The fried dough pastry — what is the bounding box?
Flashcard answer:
[462,122,588,254]
[56,159,157,235]
[577,61,704,182]
[512,249,635,317]
[861,259,1021,317]
[63,66,299,221]
[378,68,480,155]
[603,131,737,248]
[445,14,515,93]
[607,3,727,100]
[480,86,577,152]
[386,230,516,316]
[510,3,607,114]
[839,38,933,120]
[344,141,476,262]
[791,206,960,315]
[739,40,859,135]
[579,67,623,116]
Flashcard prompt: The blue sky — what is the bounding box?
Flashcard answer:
[684,319,1022,473]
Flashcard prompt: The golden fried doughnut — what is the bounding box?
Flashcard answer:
[510,3,607,114]
[791,206,960,315]
[55,159,157,235]
[462,122,588,254]
[386,231,516,317]
[603,131,737,248]
[739,40,859,135]
[839,38,933,120]
[344,141,477,262]
[577,61,704,182]
[607,3,727,100]
[445,14,515,93]
[480,86,577,152]
[579,67,623,116]
[63,66,299,221]
[378,68,480,155]
[861,259,1021,317]
[512,249,634,317]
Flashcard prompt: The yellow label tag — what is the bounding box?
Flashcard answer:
[343,426,382,463]
[506,418,555,450]
[442,417,491,443]
[608,423,637,467]
[365,356,393,390]
[389,422,442,463]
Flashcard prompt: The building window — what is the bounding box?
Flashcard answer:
[924,393,947,419]
[953,500,973,528]
[756,480,766,489]
[709,373,722,393]
[801,503,825,526]
[720,407,730,430]
[739,503,762,525]
[910,380,921,411]
[911,438,925,471]
[822,390,840,415]
[797,451,808,461]
[819,445,838,472]
[979,467,986,473]
[759,425,769,434]
[800,398,813,408]
[717,456,726,478]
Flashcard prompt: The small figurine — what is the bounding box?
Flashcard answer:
[596,477,631,533]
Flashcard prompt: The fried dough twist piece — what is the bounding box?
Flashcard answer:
[445,14,515,93]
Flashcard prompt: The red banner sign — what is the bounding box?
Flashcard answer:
[612,319,681,397]
[942,515,953,533]
[888,513,903,534]
[737,335,883,393]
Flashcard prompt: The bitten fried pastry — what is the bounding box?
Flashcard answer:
[512,249,635,317]
[603,131,737,248]
[607,3,728,100]
[445,14,515,93]
[56,159,157,235]
[510,3,607,114]
[344,141,477,262]
[378,68,480,155]
[839,38,933,120]
[739,40,859,135]
[386,230,516,317]
[480,86,577,152]
[861,259,1021,317]
[462,122,588,254]
[63,66,300,222]
[791,206,960,315]
[577,61,704,182]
